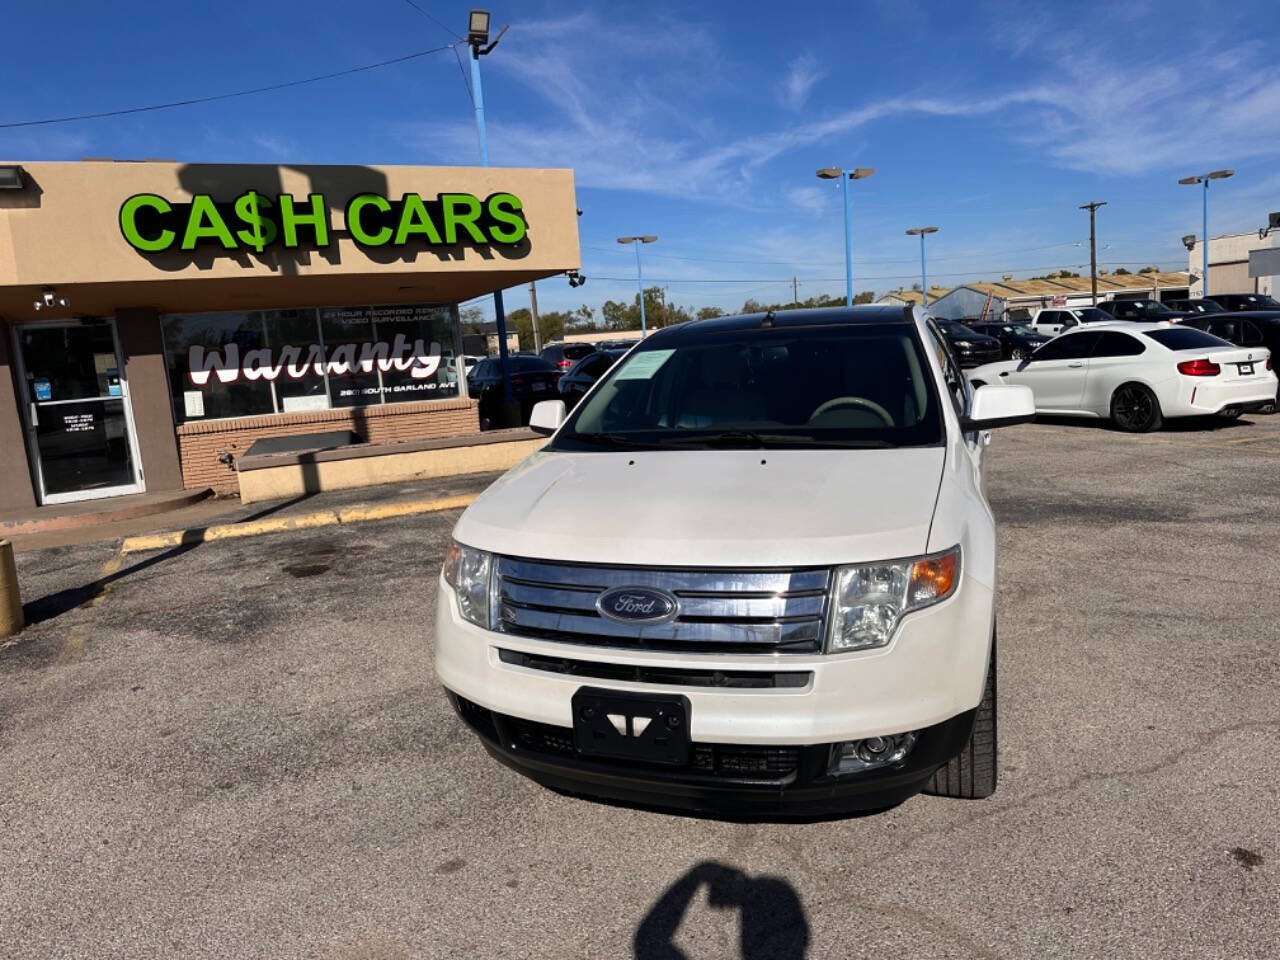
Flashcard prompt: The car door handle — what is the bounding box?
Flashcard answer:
[1068,362,1084,368]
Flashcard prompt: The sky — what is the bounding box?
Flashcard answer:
[3,0,1279,321]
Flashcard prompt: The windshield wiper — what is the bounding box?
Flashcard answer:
[570,432,667,449]
[660,430,894,449]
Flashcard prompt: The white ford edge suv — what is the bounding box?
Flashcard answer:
[436,305,1035,815]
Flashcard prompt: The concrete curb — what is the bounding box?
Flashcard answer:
[119,494,476,555]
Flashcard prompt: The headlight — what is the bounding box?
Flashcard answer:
[953,340,971,348]
[443,540,493,628]
[827,546,960,652]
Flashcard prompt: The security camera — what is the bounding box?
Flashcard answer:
[1180,234,1197,251]
[567,270,586,288]
[32,286,69,311]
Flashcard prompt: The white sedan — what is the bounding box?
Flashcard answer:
[967,321,1276,432]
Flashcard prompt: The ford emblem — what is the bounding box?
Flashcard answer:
[596,587,678,624]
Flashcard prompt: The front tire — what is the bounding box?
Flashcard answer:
[924,633,997,799]
[1110,383,1163,433]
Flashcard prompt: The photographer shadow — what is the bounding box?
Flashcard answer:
[634,861,809,960]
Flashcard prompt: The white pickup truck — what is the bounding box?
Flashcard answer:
[436,305,1035,815]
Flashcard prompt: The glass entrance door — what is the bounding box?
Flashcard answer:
[14,320,143,504]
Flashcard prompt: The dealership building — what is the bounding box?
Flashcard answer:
[0,160,580,511]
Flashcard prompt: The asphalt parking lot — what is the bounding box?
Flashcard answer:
[3,414,1279,959]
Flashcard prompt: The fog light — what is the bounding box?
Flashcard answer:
[829,732,918,775]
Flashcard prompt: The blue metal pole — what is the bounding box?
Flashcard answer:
[841,171,853,307]
[634,241,648,336]
[470,47,512,403]
[919,233,928,308]
[1202,178,1210,298]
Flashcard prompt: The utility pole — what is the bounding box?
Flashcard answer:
[1079,201,1107,306]
[792,276,799,306]
[528,280,543,352]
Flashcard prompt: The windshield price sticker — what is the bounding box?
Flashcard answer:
[614,350,675,380]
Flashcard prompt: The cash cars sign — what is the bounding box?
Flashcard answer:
[118,190,528,254]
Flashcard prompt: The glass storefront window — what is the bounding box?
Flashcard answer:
[161,302,460,423]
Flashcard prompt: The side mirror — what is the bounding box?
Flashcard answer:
[529,399,567,436]
[960,384,1036,431]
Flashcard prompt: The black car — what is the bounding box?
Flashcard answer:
[1163,298,1225,315]
[1097,298,1185,320]
[1181,313,1279,408]
[1204,293,1280,313]
[540,342,596,372]
[935,320,1003,368]
[968,321,1050,361]
[556,349,628,407]
[467,355,563,429]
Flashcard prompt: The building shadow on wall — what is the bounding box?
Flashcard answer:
[634,862,809,960]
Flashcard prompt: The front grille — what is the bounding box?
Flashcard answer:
[494,556,831,655]
[498,649,812,689]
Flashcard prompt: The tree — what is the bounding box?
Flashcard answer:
[458,305,487,335]
[696,306,725,320]
[1138,265,1160,274]
[1113,267,1131,276]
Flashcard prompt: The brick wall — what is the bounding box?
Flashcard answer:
[176,397,480,493]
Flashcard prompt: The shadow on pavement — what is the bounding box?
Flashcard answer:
[21,538,204,627]
[634,861,809,960]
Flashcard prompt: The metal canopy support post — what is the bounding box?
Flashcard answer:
[470,46,513,402]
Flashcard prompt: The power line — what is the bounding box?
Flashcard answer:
[0,44,457,129]
[397,0,464,40]
[451,43,475,106]
[579,239,1091,268]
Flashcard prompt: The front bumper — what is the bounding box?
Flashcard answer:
[448,690,976,816]
[953,345,1003,369]
[435,571,994,812]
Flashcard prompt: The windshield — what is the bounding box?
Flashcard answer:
[1072,308,1111,322]
[1144,328,1232,350]
[1002,324,1038,336]
[938,321,979,337]
[551,322,944,450]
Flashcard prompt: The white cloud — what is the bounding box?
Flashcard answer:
[778,55,825,111]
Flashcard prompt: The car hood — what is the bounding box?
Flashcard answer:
[453,447,946,567]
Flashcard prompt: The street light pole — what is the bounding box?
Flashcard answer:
[1179,169,1234,297]
[467,10,515,404]
[906,226,939,307]
[1078,201,1106,306]
[816,167,875,307]
[618,236,657,335]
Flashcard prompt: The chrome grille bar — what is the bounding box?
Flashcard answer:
[494,556,831,654]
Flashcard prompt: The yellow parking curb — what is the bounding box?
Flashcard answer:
[119,493,477,555]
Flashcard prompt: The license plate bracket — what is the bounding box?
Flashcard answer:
[1238,362,1254,375]
[572,687,691,766]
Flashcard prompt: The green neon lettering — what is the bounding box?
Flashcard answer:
[233,191,278,252]
[119,194,176,252]
[486,193,527,244]
[394,193,443,245]
[278,193,330,248]
[440,193,486,244]
[346,193,393,246]
[181,195,237,251]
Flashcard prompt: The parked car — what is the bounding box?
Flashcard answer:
[1163,299,1224,316]
[968,321,1051,361]
[466,355,563,429]
[439,304,1038,815]
[556,349,628,407]
[935,319,1002,367]
[1204,293,1280,312]
[540,342,596,371]
[967,321,1276,432]
[594,339,642,351]
[1028,306,1112,335]
[1096,298,1185,321]
[1182,313,1280,410]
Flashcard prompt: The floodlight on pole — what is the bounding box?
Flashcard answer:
[815,166,875,306]
[618,236,658,336]
[1179,169,1234,296]
[905,227,939,306]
